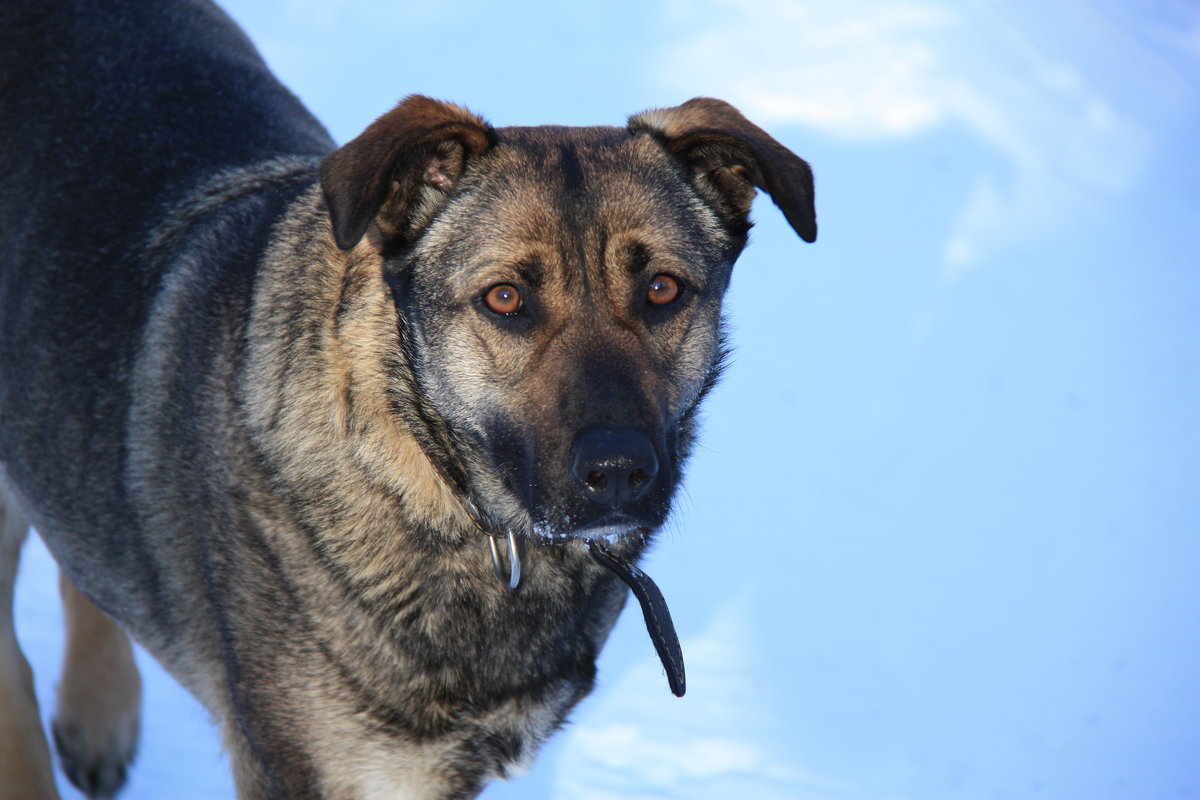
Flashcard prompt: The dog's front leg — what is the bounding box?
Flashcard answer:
[0,498,60,800]
[50,572,142,800]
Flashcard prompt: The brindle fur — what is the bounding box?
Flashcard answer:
[0,1,815,797]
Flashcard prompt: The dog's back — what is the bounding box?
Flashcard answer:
[0,0,332,216]
[0,0,332,589]
[0,7,342,794]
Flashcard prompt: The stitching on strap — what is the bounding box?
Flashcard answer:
[588,541,686,697]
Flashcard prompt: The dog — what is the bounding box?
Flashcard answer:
[0,0,816,797]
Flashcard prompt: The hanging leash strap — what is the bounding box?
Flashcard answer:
[587,540,686,697]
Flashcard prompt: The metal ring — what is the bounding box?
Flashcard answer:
[488,530,521,590]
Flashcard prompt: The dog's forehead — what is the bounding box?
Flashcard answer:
[476,124,686,196]
[442,124,721,249]
[491,124,639,159]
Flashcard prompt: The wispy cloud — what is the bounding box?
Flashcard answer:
[659,1,955,138]
[552,600,856,800]
[653,0,1194,273]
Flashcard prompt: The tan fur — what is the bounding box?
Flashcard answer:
[240,191,475,591]
[51,572,142,797]
[0,497,59,800]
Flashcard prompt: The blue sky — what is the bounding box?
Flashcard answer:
[15,1,1199,798]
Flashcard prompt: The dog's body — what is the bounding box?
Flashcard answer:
[0,1,815,797]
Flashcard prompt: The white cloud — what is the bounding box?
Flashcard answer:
[660,0,954,138]
[653,0,1168,273]
[551,600,857,800]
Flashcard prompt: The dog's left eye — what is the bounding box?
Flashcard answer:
[647,274,682,306]
[484,284,523,315]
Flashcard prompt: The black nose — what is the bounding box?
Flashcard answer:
[570,427,659,508]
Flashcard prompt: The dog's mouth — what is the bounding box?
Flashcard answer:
[495,461,672,545]
[528,514,650,545]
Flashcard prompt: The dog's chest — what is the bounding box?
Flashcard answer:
[307,641,587,798]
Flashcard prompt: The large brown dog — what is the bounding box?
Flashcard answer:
[0,1,815,797]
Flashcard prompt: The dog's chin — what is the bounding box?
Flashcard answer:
[528,514,652,545]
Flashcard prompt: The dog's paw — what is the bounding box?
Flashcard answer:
[51,715,138,800]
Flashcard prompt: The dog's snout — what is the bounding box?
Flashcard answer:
[570,427,659,508]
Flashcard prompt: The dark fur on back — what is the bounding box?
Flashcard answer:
[0,0,330,617]
[0,1,814,797]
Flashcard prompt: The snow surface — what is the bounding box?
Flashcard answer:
[10,0,1200,798]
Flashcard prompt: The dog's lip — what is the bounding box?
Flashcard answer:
[529,515,646,544]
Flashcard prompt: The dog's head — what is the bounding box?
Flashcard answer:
[319,96,815,544]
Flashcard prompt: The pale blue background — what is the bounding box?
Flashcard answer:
[15,1,1199,798]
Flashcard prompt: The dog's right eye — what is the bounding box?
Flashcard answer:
[483,284,523,315]
[646,274,682,307]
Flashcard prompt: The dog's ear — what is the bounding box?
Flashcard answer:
[320,95,495,250]
[628,97,816,243]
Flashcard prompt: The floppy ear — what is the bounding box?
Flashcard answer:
[319,95,496,250]
[628,97,816,243]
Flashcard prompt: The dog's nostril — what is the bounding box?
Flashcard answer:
[570,427,660,508]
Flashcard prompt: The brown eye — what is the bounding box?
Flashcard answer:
[484,284,522,315]
[647,274,681,306]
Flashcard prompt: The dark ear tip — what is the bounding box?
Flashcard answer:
[319,156,369,250]
[331,219,367,251]
[777,187,816,243]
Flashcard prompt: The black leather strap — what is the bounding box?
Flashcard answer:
[588,541,686,697]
